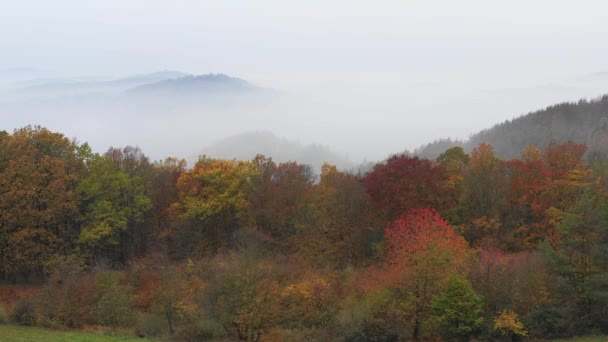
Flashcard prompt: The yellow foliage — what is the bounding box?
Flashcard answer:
[493,309,527,337]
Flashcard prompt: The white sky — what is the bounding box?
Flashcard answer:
[2,0,608,161]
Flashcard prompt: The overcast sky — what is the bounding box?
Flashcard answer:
[2,1,608,162]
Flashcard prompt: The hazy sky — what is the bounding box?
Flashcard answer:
[2,1,608,162]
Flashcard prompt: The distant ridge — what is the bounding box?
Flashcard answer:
[9,70,191,97]
[415,95,608,160]
[110,70,189,86]
[127,74,255,95]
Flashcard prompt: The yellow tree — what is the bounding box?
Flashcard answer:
[172,156,256,254]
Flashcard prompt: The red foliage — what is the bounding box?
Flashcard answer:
[384,208,467,265]
[360,208,469,292]
[501,159,551,216]
[362,155,451,220]
[543,141,587,178]
[134,271,161,311]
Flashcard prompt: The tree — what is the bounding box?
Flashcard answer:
[543,141,587,179]
[431,275,484,341]
[172,156,256,254]
[493,310,527,340]
[201,254,281,341]
[461,143,501,221]
[296,163,375,267]
[78,154,152,264]
[153,265,187,334]
[248,156,314,241]
[498,157,551,249]
[104,146,155,255]
[362,155,452,221]
[541,187,608,332]
[0,126,85,280]
[437,147,470,223]
[148,158,187,249]
[437,146,469,176]
[368,208,470,340]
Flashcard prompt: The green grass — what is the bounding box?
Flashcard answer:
[553,337,608,342]
[0,325,152,342]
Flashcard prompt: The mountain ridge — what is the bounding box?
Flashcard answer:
[414,95,608,160]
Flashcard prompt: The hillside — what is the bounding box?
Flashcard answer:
[415,95,608,159]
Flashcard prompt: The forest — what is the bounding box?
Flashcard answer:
[1,125,608,341]
[415,95,608,160]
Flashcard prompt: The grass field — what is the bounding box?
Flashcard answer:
[554,337,608,342]
[0,325,152,342]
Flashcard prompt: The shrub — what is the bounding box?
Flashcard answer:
[523,305,575,339]
[0,305,8,324]
[95,284,136,328]
[35,272,97,328]
[175,318,226,342]
[9,297,37,326]
[135,313,167,338]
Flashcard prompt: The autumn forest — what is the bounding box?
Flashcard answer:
[1,122,608,341]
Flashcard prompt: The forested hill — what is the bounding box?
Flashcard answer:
[415,95,608,159]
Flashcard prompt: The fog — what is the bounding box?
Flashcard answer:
[2,1,608,166]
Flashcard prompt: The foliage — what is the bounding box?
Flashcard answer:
[6,124,608,339]
[362,155,452,220]
[9,297,37,326]
[94,271,136,329]
[523,305,575,339]
[200,253,282,341]
[172,156,256,254]
[78,153,152,264]
[134,312,167,338]
[363,208,471,340]
[0,126,84,279]
[431,275,484,341]
[493,310,527,338]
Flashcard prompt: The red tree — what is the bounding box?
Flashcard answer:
[363,208,469,340]
[362,155,451,220]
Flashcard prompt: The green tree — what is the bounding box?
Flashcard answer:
[94,271,136,329]
[541,186,608,333]
[78,154,151,264]
[431,275,484,341]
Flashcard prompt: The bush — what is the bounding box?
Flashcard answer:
[0,305,8,324]
[35,273,97,328]
[524,305,575,339]
[93,271,136,329]
[95,284,136,328]
[9,297,37,326]
[175,319,226,341]
[135,313,167,338]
